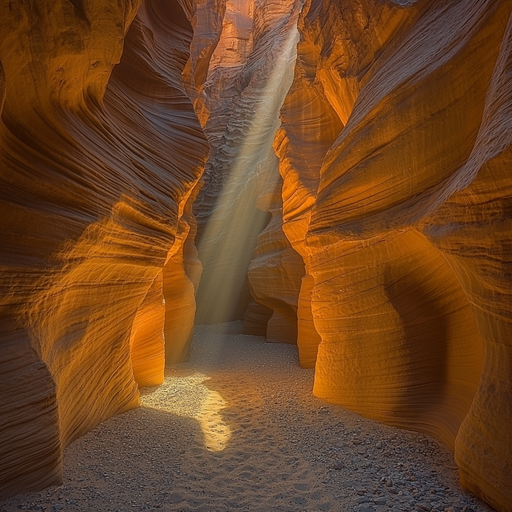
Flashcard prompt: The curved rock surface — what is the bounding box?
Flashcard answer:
[275,0,512,509]
[0,0,208,498]
[163,187,204,364]
[274,3,344,364]
[247,162,304,344]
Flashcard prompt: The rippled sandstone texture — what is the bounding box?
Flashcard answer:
[276,0,512,510]
[0,0,208,499]
[247,160,304,344]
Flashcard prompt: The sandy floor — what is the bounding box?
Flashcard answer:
[1,322,494,512]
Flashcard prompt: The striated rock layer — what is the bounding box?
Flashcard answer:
[0,0,208,498]
[273,2,344,362]
[276,0,512,509]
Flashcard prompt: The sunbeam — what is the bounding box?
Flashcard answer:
[194,6,303,325]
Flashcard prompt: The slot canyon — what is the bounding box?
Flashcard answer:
[0,0,511,511]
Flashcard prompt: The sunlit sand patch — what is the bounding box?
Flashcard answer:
[140,373,231,452]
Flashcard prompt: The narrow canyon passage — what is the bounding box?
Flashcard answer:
[0,325,492,512]
[1,0,512,510]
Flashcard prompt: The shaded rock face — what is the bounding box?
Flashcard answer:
[0,0,207,498]
[1,0,512,511]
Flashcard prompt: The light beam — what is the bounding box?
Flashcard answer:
[194,5,303,325]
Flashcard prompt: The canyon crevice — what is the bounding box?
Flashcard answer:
[1,1,511,511]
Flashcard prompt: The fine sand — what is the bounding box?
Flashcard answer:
[1,322,494,512]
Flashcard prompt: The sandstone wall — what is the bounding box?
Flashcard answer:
[247,157,304,344]
[0,0,208,498]
[276,0,512,509]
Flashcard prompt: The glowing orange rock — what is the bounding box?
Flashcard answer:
[285,0,512,509]
[0,0,208,498]
[130,272,166,387]
[164,189,203,364]
[186,0,227,95]
[274,5,344,363]
[248,168,303,344]
[309,230,483,449]
[422,9,512,506]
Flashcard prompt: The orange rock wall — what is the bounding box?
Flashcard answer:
[186,0,227,95]
[0,0,208,498]
[276,0,512,509]
[163,188,204,364]
[273,3,344,362]
[422,8,512,506]
[247,161,304,344]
